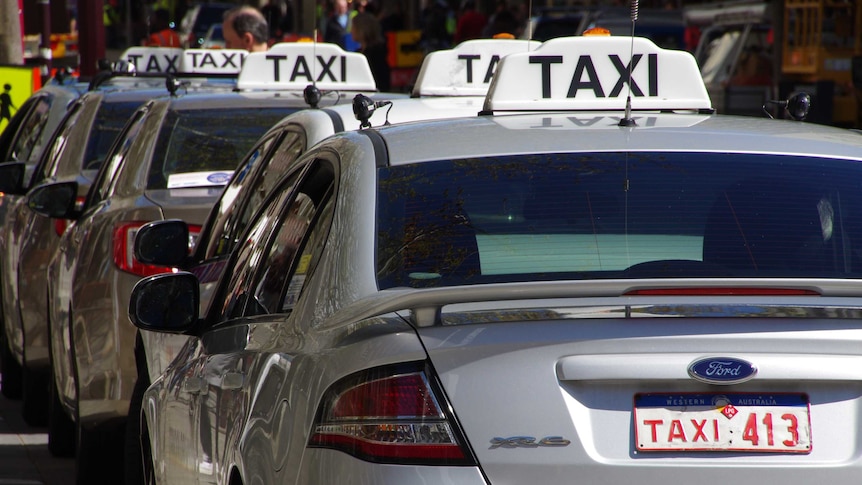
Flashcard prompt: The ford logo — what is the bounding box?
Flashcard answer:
[207,172,232,184]
[688,357,757,385]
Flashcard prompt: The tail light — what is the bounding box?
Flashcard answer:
[308,363,475,466]
[53,196,87,236]
[113,221,201,277]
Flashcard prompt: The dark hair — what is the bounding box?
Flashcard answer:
[225,6,269,44]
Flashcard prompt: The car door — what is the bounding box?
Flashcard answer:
[191,127,306,313]
[192,158,337,483]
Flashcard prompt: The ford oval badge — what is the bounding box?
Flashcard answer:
[207,172,232,184]
[688,357,757,385]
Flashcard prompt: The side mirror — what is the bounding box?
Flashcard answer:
[0,162,27,195]
[135,219,190,267]
[27,181,79,219]
[129,272,200,334]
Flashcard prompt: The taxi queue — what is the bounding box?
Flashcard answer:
[3,22,861,485]
[0,35,543,484]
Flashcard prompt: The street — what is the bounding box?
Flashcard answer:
[0,381,74,485]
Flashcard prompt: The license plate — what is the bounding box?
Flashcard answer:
[634,393,812,453]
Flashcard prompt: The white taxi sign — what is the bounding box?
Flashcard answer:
[120,47,185,73]
[236,42,377,91]
[412,38,541,97]
[181,49,248,74]
[483,36,712,113]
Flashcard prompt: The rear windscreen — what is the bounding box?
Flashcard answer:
[376,152,862,288]
[148,107,297,189]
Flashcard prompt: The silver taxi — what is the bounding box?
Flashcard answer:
[26,42,391,484]
[127,38,539,482]
[131,34,862,485]
[0,70,230,425]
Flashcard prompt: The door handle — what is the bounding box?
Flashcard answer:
[221,372,244,390]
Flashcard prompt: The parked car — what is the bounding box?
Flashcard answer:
[0,48,246,431]
[0,74,86,401]
[130,35,862,485]
[26,41,390,484]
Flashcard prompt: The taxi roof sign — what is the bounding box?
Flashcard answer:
[119,47,185,74]
[412,38,541,97]
[181,49,249,74]
[483,36,713,113]
[236,42,377,91]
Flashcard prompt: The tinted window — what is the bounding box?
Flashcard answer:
[8,97,51,166]
[147,107,296,189]
[84,100,143,171]
[376,152,862,288]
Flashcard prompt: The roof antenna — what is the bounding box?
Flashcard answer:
[618,0,638,127]
[304,28,323,108]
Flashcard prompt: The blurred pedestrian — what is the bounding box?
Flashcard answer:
[0,84,15,128]
[145,8,181,47]
[352,12,391,91]
[223,5,270,52]
[454,0,486,44]
[419,0,451,53]
[324,0,350,48]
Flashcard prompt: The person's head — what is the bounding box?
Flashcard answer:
[351,11,384,48]
[223,6,269,52]
[332,0,348,16]
[151,8,172,30]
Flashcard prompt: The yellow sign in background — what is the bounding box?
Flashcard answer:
[0,65,41,135]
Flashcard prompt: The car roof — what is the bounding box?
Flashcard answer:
[372,113,862,165]
[324,34,862,164]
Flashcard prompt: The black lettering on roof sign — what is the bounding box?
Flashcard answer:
[458,54,503,84]
[125,54,179,73]
[530,53,657,99]
[265,54,347,82]
[567,56,604,98]
[266,54,288,80]
[187,51,245,69]
[291,56,312,81]
[315,55,346,82]
[529,55,563,98]
[220,52,243,69]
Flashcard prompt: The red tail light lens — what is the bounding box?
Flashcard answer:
[308,363,475,465]
[113,221,201,277]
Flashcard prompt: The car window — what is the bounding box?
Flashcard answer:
[376,152,862,288]
[30,99,87,185]
[147,107,295,190]
[216,159,335,321]
[204,130,305,260]
[83,100,145,172]
[7,96,50,168]
[85,107,149,209]
[217,187,295,321]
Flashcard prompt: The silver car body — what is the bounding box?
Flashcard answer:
[46,42,394,434]
[0,80,85,387]
[135,37,543,386]
[5,71,238,423]
[134,35,862,485]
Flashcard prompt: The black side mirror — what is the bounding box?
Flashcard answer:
[27,181,79,219]
[129,272,200,334]
[0,162,26,195]
[135,219,190,267]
